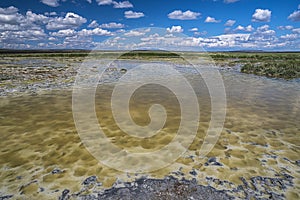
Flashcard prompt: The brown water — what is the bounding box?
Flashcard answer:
[0,61,299,199]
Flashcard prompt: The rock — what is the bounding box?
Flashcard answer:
[189,170,197,176]
[212,162,223,166]
[59,189,70,200]
[226,129,232,134]
[52,168,63,174]
[0,195,13,200]
[208,157,217,163]
[82,176,97,186]
[120,68,127,73]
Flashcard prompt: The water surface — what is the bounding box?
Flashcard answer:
[0,60,299,199]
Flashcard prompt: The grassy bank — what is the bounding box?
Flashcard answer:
[208,52,300,79]
[1,50,299,79]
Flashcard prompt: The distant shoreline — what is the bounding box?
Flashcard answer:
[0,49,300,54]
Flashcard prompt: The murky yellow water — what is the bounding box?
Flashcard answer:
[0,61,299,199]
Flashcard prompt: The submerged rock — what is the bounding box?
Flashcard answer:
[82,176,97,186]
[59,189,70,200]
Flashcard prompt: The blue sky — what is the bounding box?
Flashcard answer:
[0,0,299,51]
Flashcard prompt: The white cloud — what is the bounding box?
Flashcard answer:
[99,22,124,28]
[26,11,48,24]
[124,30,146,36]
[245,25,254,32]
[277,25,293,30]
[88,20,99,28]
[189,28,198,32]
[48,37,56,41]
[248,25,277,47]
[168,10,201,20]
[40,0,60,7]
[205,16,221,23]
[288,10,300,22]
[78,28,112,36]
[124,11,144,19]
[113,1,133,8]
[257,25,271,32]
[96,0,133,8]
[0,6,22,24]
[252,9,271,22]
[96,0,113,5]
[235,25,254,32]
[51,29,76,37]
[235,25,244,31]
[224,19,236,26]
[46,12,87,30]
[280,34,298,40]
[292,28,300,34]
[167,25,183,33]
[0,29,47,44]
[86,0,92,3]
[0,6,18,14]
[45,12,57,16]
[224,0,239,3]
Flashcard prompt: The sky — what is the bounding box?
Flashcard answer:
[0,0,299,51]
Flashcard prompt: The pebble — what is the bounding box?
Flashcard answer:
[189,170,197,176]
[0,195,13,200]
[82,176,97,186]
[52,168,63,174]
[59,189,70,200]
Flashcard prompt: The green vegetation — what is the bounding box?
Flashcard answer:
[241,61,300,79]
[206,52,300,79]
[0,50,299,79]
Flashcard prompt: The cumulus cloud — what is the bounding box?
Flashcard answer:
[0,6,18,15]
[99,22,124,28]
[88,20,99,28]
[0,6,22,24]
[86,0,92,3]
[205,16,221,23]
[96,0,113,5]
[166,25,183,33]
[124,30,146,36]
[26,11,49,24]
[288,10,300,22]
[124,11,144,19]
[51,29,76,37]
[78,28,112,36]
[280,34,298,40]
[252,9,271,22]
[189,28,198,32]
[168,10,201,20]
[46,12,87,30]
[292,28,300,34]
[113,1,133,8]
[224,19,236,26]
[277,25,293,30]
[0,29,47,46]
[96,0,133,8]
[224,0,239,3]
[40,0,60,7]
[234,25,254,32]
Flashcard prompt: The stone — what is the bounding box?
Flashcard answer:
[82,176,97,186]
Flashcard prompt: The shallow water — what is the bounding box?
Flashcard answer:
[0,60,299,199]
